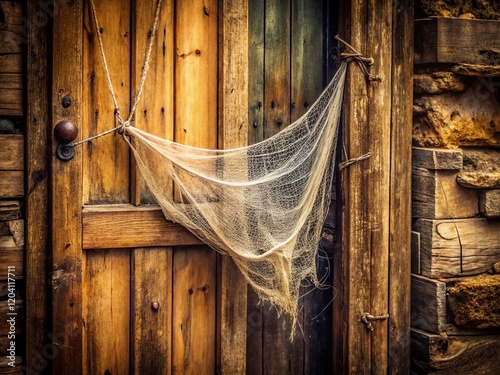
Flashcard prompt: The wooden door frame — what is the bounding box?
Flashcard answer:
[334,0,413,373]
[24,0,414,373]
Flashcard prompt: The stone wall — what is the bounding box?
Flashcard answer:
[411,6,500,374]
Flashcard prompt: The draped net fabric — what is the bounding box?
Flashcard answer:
[123,63,347,326]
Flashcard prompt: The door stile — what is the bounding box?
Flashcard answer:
[51,1,84,374]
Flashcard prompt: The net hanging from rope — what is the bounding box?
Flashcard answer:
[85,0,369,330]
[123,65,346,327]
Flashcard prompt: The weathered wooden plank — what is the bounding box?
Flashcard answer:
[0,135,23,170]
[263,0,290,139]
[412,167,478,219]
[175,0,217,149]
[411,274,447,334]
[412,147,463,170]
[411,328,500,374]
[246,1,265,372]
[337,0,395,372]
[415,218,500,278]
[415,17,500,65]
[479,189,500,218]
[217,0,249,373]
[0,55,21,74]
[172,247,216,375]
[82,0,130,204]
[51,1,83,373]
[0,171,23,198]
[131,247,172,374]
[0,2,23,54]
[0,237,23,279]
[0,202,20,222]
[411,231,421,274]
[261,2,296,373]
[173,2,218,374]
[389,1,413,372]
[83,250,130,375]
[0,84,22,116]
[82,204,203,249]
[248,0,265,146]
[131,0,175,205]
[451,63,500,77]
[291,0,329,373]
[25,1,50,370]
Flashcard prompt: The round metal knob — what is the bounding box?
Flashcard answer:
[54,121,78,144]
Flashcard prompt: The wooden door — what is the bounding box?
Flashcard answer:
[50,0,247,373]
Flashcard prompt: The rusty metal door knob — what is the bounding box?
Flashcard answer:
[54,121,78,161]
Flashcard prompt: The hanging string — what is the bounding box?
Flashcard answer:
[72,0,163,147]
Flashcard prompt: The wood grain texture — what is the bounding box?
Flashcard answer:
[0,201,20,221]
[0,1,23,54]
[83,250,130,375]
[412,168,478,219]
[0,73,22,116]
[132,0,175,205]
[388,1,413,372]
[412,147,463,170]
[415,17,500,65]
[25,1,52,370]
[51,1,83,373]
[415,218,500,278]
[82,204,202,249]
[263,0,290,138]
[0,171,23,198]
[248,0,265,145]
[172,247,216,375]
[411,329,500,374]
[82,0,130,204]
[172,2,218,374]
[411,274,447,334]
[0,236,23,277]
[217,1,249,373]
[131,248,172,374]
[0,135,23,170]
[342,0,392,373]
[246,1,265,372]
[0,55,21,73]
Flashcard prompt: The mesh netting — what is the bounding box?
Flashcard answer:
[123,63,347,326]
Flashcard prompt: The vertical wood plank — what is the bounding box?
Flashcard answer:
[246,1,265,373]
[217,0,249,373]
[132,0,175,204]
[175,0,217,149]
[261,2,297,374]
[264,0,291,138]
[83,250,130,375]
[173,1,217,374]
[131,248,172,375]
[172,247,216,375]
[83,0,131,204]
[26,0,50,372]
[388,0,413,373]
[248,0,265,145]
[291,0,327,373]
[338,0,394,373]
[51,1,83,373]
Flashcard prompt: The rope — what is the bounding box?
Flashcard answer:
[338,152,371,171]
[73,0,163,147]
[335,35,381,82]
